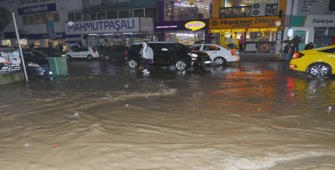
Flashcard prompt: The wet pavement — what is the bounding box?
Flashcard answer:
[0,59,335,170]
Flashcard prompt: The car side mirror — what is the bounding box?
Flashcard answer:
[161,48,168,52]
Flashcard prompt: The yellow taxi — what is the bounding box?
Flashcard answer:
[290,45,335,77]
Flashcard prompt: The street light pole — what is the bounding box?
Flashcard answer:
[12,12,29,82]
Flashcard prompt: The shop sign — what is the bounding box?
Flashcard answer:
[210,27,280,33]
[185,21,206,31]
[65,18,140,35]
[18,3,56,15]
[209,16,281,29]
[156,25,178,29]
[304,15,335,27]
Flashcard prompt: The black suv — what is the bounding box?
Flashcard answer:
[127,42,211,71]
[22,49,53,78]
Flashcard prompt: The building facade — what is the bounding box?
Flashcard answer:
[210,0,284,54]
[284,0,335,50]
[0,0,157,49]
[2,0,333,51]
[154,0,213,45]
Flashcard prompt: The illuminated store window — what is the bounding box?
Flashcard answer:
[164,0,212,21]
[220,0,278,18]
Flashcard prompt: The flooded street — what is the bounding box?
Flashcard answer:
[0,60,335,170]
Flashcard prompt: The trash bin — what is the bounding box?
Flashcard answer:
[47,57,68,76]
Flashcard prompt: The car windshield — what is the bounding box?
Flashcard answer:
[189,45,200,51]
[23,50,48,63]
[173,43,189,52]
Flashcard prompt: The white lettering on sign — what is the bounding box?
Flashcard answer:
[305,15,335,27]
[65,18,140,35]
[313,19,334,24]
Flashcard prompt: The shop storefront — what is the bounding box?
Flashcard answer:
[209,16,282,53]
[286,15,335,49]
[154,19,210,45]
[65,17,154,47]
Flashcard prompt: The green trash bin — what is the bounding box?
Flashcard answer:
[47,57,68,76]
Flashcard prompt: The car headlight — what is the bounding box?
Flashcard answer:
[188,53,198,61]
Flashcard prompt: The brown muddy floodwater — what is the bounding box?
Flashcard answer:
[0,60,335,170]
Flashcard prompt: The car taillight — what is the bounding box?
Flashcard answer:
[292,52,304,59]
[124,49,128,56]
[231,49,236,56]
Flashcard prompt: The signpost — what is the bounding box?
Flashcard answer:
[12,12,28,82]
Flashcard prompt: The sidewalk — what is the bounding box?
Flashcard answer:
[239,52,281,61]
[0,71,24,85]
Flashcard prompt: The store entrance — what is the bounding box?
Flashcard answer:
[165,31,205,45]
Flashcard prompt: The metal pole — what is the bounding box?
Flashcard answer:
[12,12,29,82]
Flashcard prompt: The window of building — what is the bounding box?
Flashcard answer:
[53,13,60,22]
[145,8,156,18]
[119,10,129,18]
[84,13,91,21]
[164,0,212,21]
[220,0,278,17]
[107,11,118,19]
[23,15,29,25]
[29,15,34,24]
[68,12,75,22]
[91,13,96,20]
[75,12,82,21]
[68,11,82,21]
[134,9,144,17]
[97,12,106,20]
[33,14,44,24]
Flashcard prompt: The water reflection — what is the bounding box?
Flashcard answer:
[1,60,335,169]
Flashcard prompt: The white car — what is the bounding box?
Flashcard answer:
[65,47,99,60]
[189,44,240,66]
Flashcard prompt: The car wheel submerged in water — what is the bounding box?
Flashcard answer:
[307,63,331,77]
[213,57,227,66]
[175,60,187,71]
[87,55,93,60]
[128,59,138,68]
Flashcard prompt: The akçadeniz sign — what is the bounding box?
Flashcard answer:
[66,18,140,35]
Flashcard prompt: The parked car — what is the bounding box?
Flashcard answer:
[34,47,65,56]
[97,45,128,62]
[127,42,211,71]
[65,46,99,60]
[22,49,53,78]
[189,44,240,66]
[290,45,335,77]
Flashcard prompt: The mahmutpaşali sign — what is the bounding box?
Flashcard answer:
[65,17,153,35]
